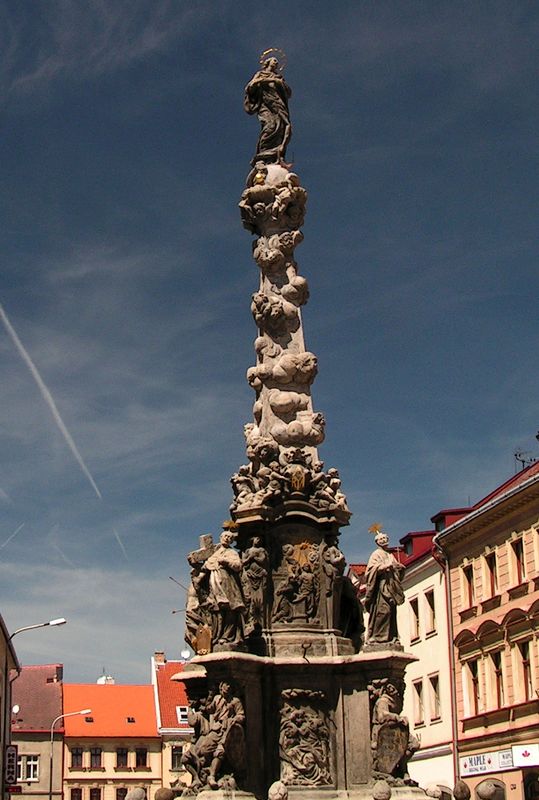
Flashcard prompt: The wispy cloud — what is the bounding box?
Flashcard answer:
[0,303,102,500]
[0,1,213,103]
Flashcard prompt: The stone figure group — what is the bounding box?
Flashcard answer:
[230,448,350,519]
[185,529,266,652]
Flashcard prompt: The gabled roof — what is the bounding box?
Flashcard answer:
[153,660,191,731]
[12,664,63,732]
[63,684,158,738]
[435,461,539,543]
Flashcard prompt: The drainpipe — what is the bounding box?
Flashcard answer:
[433,539,460,784]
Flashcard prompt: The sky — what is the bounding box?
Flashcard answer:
[0,1,538,683]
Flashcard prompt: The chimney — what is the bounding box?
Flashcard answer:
[154,651,166,665]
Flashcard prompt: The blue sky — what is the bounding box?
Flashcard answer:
[0,1,538,682]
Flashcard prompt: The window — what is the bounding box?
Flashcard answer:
[135,748,147,768]
[512,539,526,584]
[17,755,40,782]
[462,564,475,607]
[410,598,420,641]
[116,749,128,768]
[71,790,82,800]
[425,590,436,634]
[90,748,102,769]
[176,705,189,724]
[90,789,101,800]
[490,650,505,708]
[171,746,183,771]
[429,674,441,720]
[465,659,480,715]
[71,748,83,769]
[126,717,135,724]
[518,640,533,701]
[116,790,127,800]
[485,552,498,596]
[412,679,424,725]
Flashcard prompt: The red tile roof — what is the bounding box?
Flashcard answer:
[153,661,190,731]
[63,684,158,738]
[11,665,63,732]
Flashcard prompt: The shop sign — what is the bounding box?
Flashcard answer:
[512,744,539,767]
[460,749,514,776]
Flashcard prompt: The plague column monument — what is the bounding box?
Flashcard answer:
[179,52,421,800]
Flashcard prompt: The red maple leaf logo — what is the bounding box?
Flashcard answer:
[522,750,531,758]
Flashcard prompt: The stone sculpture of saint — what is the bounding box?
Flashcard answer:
[244,56,292,166]
[364,531,405,645]
[241,536,268,633]
[203,530,245,647]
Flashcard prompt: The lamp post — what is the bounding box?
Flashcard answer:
[2,619,67,800]
[49,710,91,800]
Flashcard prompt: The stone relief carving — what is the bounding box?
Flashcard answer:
[279,688,331,786]
[368,678,419,784]
[247,352,318,390]
[239,171,307,235]
[272,542,320,623]
[181,681,246,793]
[271,410,325,447]
[244,55,292,166]
[364,531,405,647]
[251,291,299,336]
[253,231,304,274]
[268,388,309,415]
[281,273,309,306]
[241,536,269,635]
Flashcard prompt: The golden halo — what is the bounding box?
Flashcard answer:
[368,523,383,535]
[259,47,287,72]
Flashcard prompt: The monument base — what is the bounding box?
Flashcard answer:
[178,650,419,800]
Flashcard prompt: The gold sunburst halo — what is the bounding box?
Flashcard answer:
[368,522,383,535]
[259,47,287,72]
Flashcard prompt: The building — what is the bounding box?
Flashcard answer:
[11,664,64,800]
[397,531,454,793]
[435,461,539,800]
[0,615,20,796]
[63,683,161,800]
[151,652,192,789]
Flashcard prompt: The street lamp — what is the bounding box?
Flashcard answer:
[49,710,91,800]
[2,618,67,800]
[9,618,67,640]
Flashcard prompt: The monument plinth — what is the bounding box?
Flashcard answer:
[178,52,424,800]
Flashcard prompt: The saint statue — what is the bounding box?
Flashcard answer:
[203,529,245,647]
[364,531,405,645]
[244,53,292,166]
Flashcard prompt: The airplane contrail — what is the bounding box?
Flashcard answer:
[51,541,77,568]
[112,527,128,561]
[0,522,25,550]
[0,304,102,500]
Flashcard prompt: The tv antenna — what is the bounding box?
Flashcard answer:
[514,449,538,471]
